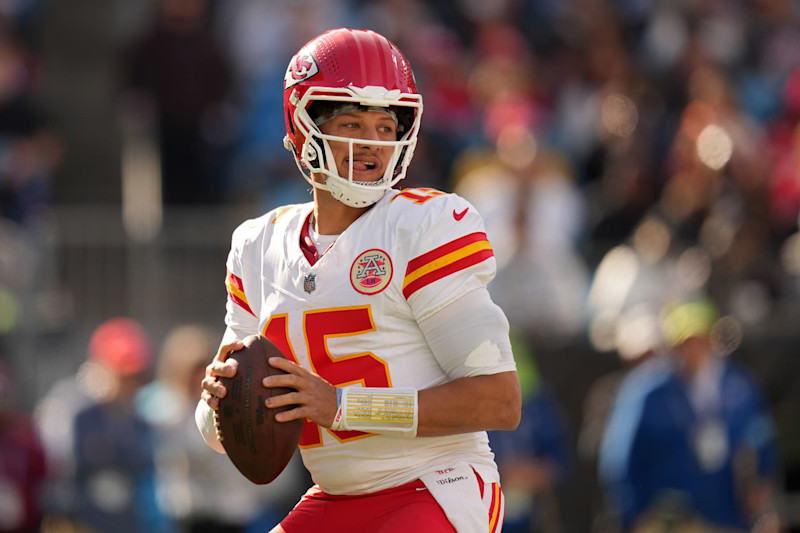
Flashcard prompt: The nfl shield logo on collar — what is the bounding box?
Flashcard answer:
[303,273,316,293]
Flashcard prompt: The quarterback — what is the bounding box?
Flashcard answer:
[196,28,521,532]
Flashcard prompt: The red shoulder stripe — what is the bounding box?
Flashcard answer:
[225,269,256,317]
[403,232,493,299]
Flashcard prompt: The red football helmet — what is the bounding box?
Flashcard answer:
[283,28,423,207]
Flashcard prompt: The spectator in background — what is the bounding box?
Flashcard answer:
[448,20,589,345]
[36,318,169,533]
[578,306,662,533]
[70,318,168,533]
[0,15,60,226]
[452,130,589,344]
[213,0,349,209]
[125,0,232,205]
[0,0,41,45]
[136,324,308,532]
[0,361,47,533]
[579,307,662,461]
[598,299,781,532]
[488,331,572,533]
[767,68,800,241]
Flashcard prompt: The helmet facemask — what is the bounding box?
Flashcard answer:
[286,85,423,207]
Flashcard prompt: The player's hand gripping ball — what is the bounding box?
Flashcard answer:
[214,334,303,484]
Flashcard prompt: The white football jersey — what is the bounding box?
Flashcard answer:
[224,187,516,494]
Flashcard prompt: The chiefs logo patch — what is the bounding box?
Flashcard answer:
[351,249,393,295]
[285,50,319,89]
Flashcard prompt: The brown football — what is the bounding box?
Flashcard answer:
[214,334,303,484]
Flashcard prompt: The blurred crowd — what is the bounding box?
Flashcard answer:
[3,317,307,533]
[1,0,800,531]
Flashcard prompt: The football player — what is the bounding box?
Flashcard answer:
[196,28,521,532]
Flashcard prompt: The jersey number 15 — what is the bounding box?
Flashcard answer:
[264,306,391,448]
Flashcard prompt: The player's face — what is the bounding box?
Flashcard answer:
[318,110,398,183]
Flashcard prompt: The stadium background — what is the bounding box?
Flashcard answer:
[1,0,799,531]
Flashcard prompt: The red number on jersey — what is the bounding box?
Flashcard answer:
[264,306,391,448]
[391,187,446,204]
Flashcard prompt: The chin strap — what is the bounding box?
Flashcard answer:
[325,175,387,207]
[330,386,419,437]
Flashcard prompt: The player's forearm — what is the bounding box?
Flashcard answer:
[416,371,521,437]
[326,371,520,438]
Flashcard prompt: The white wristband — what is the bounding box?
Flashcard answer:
[330,387,418,437]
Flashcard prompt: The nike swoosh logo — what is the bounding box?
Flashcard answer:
[453,207,469,221]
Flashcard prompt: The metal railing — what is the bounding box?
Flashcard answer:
[51,204,253,326]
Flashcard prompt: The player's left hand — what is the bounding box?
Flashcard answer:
[201,338,244,410]
[263,357,338,428]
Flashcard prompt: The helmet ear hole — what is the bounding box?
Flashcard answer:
[286,109,296,136]
[305,144,318,163]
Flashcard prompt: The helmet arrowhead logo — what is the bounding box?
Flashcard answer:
[285,51,319,89]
